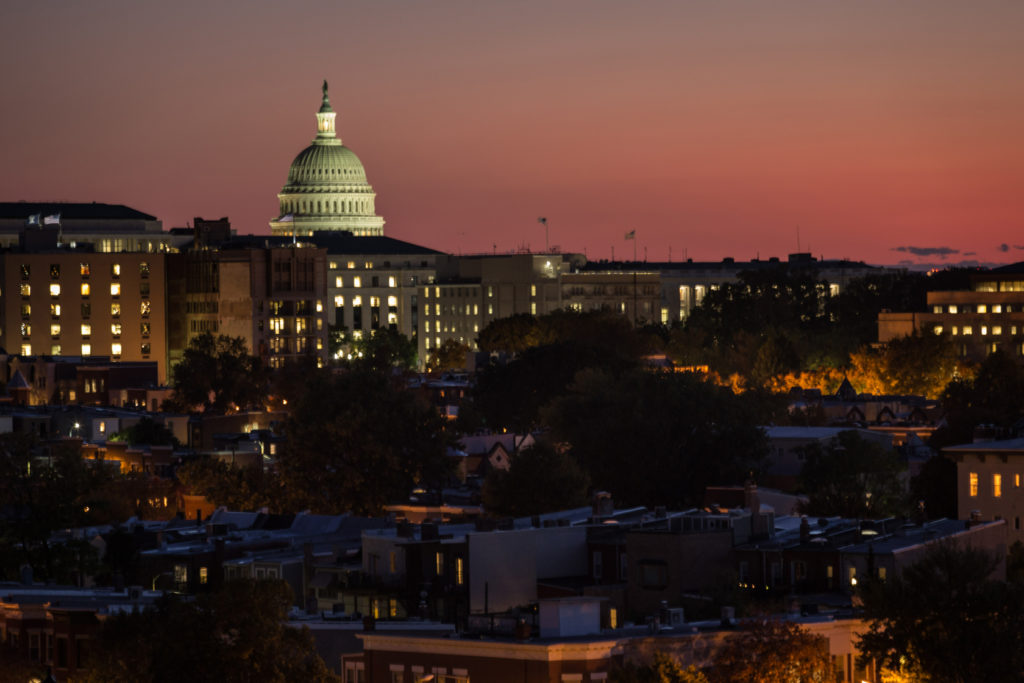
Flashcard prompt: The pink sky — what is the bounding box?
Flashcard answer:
[2,1,1023,266]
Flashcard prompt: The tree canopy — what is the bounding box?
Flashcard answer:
[708,619,831,683]
[277,367,455,515]
[543,369,769,508]
[797,430,907,518]
[481,440,590,517]
[84,579,338,683]
[166,332,267,412]
[858,543,1024,683]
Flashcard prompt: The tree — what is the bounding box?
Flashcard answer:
[798,430,906,518]
[931,350,1024,449]
[166,332,266,412]
[177,457,280,512]
[543,369,768,508]
[0,433,106,582]
[708,619,830,683]
[429,339,470,372]
[84,579,339,682]
[858,543,1024,683]
[277,367,455,515]
[611,651,710,683]
[352,328,417,371]
[108,416,179,447]
[481,440,590,517]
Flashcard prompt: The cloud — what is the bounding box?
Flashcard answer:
[1014,245,1024,251]
[1000,243,1010,252]
[964,251,976,256]
[890,246,959,258]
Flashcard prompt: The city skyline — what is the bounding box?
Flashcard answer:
[3,1,1023,267]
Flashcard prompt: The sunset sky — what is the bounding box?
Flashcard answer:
[2,1,1023,266]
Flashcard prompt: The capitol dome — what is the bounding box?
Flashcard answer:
[270,82,385,237]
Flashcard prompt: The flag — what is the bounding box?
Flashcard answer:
[26,214,41,226]
[43,213,61,225]
[537,217,547,226]
[278,213,294,222]
[624,230,636,240]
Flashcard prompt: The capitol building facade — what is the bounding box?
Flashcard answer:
[269,82,385,237]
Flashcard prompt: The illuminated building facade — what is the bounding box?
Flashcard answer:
[0,250,168,381]
[270,82,385,238]
[879,264,1024,362]
[0,202,188,252]
[167,239,329,370]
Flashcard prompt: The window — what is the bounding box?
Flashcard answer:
[81,343,91,355]
[81,323,91,336]
[1016,474,1020,488]
[111,263,121,278]
[19,283,30,296]
[141,322,150,337]
[50,303,60,317]
[435,551,444,576]
[335,276,343,288]
[20,264,30,279]
[111,323,122,337]
[111,303,121,317]
[994,474,1002,498]
[80,263,90,277]
[978,304,988,313]
[878,567,887,581]
[20,323,31,337]
[140,301,151,316]
[21,344,31,356]
[994,304,1003,313]
[353,276,361,288]
[81,302,91,318]
[970,472,979,497]
[81,282,90,296]
[963,326,973,335]
[199,567,208,585]
[21,303,31,318]
[388,276,396,287]
[139,262,149,277]
[141,342,151,355]
[50,263,60,279]
[949,305,958,313]
[456,557,465,585]
[50,324,60,337]
[49,283,60,297]
[111,343,122,356]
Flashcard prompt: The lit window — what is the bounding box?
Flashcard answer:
[199,567,208,585]
[456,557,465,585]
[994,326,1003,335]
[435,551,444,576]
[370,296,381,307]
[50,303,60,317]
[81,283,90,296]
[352,296,362,306]
[933,305,943,314]
[81,324,91,336]
[49,284,61,297]
[140,301,151,316]
[949,305,958,314]
[334,295,344,307]
[994,474,1002,498]
[347,261,355,269]
[110,283,121,297]
[532,302,538,314]
[21,344,31,356]
[364,261,373,269]
[20,283,30,296]
[329,261,338,270]
[335,276,343,287]
[20,323,31,337]
[878,567,887,581]
[81,343,91,355]
[531,284,537,297]
[316,300,323,312]
[970,472,978,497]
[51,344,61,355]
[994,305,1003,313]
[353,277,361,288]
[50,324,60,337]
[111,303,121,317]
[139,262,149,277]
[141,322,150,336]
[934,326,943,335]
[111,263,121,278]
[388,276,396,288]
[111,323,122,336]
[269,318,284,333]
[952,326,959,335]
[1017,474,1021,488]
[963,326,973,335]
[978,305,988,313]
[80,263,90,277]
[982,326,989,335]
[21,304,30,317]
[111,342,122,356]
